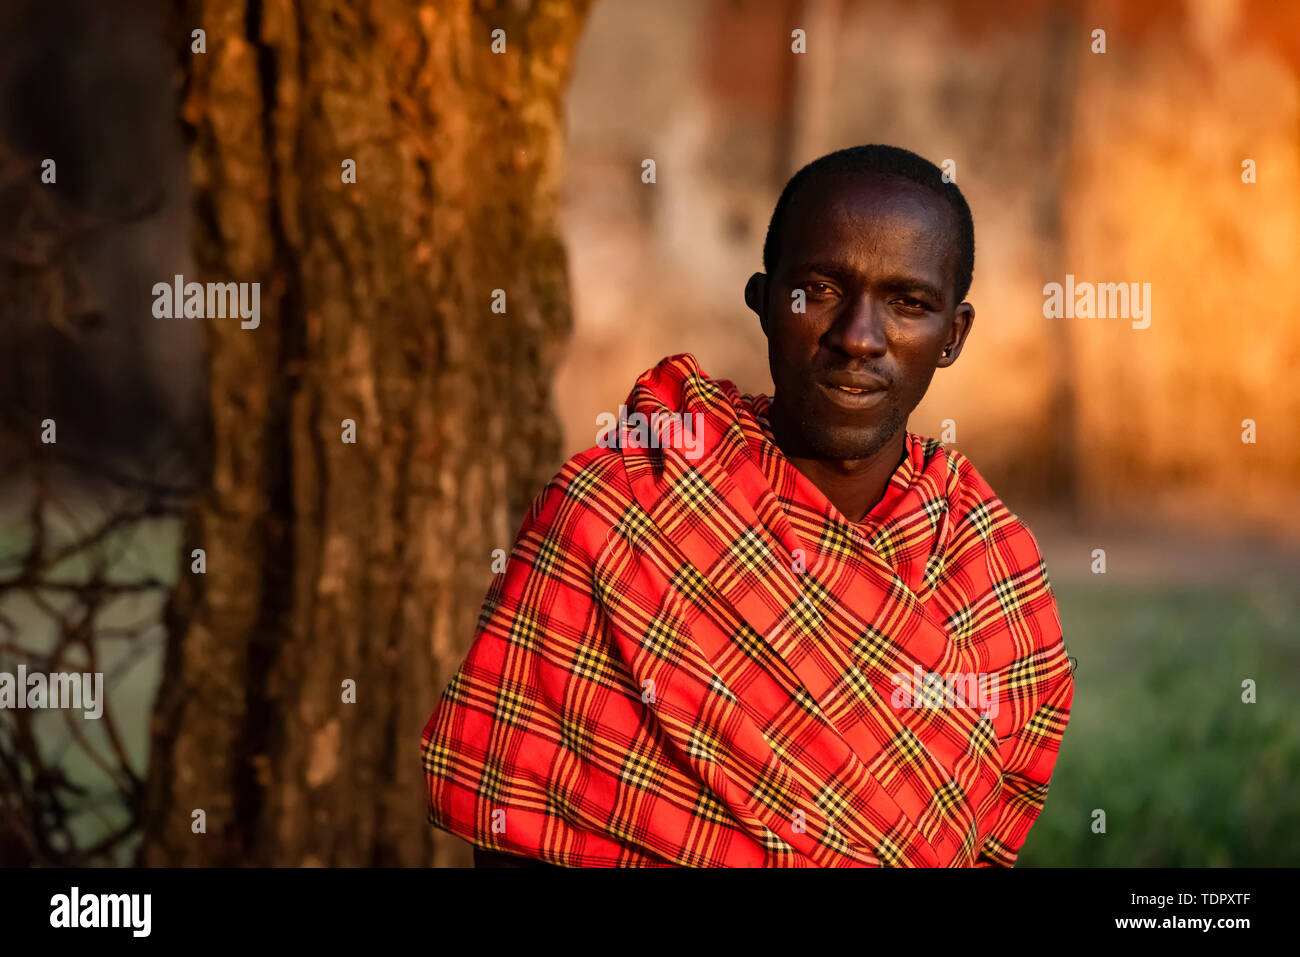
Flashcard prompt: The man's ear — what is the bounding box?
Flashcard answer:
[744,272,769,336]
[938,301,975,367]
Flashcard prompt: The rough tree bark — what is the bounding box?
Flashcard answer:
[142,0,592,866]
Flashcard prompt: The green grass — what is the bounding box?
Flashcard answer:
[1017,577,1300,866]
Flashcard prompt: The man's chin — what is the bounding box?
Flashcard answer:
[799,429,888,462]
[798,411,906,462]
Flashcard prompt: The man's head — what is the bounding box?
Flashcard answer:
[744,145,975,462]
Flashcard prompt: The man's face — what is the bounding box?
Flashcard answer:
[746,172,974,461]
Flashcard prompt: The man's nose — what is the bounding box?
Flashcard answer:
[827,295,887,358]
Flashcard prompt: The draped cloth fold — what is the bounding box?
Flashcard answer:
[422,354,1074,867]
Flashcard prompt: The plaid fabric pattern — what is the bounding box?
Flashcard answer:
[422,354,1074,867]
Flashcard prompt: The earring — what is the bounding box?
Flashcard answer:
[942,348,950,357]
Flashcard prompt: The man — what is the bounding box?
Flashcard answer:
[422,144,1074,867]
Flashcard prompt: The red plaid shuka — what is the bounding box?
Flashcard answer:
[422,354,1074,867]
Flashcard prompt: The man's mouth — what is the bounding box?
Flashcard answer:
[822,371,889,392]
[819,381,887,409]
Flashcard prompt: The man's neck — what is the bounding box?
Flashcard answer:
[772,422,908,524]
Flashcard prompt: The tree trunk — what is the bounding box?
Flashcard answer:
[143,0,591,866]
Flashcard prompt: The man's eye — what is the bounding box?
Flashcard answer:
[896,297,929,310]
[804,282,834,295]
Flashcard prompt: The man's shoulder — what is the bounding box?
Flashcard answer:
[930,441,1046,559]
[930,443,1066,663]
[553,443,632,500]
[519,443,633,546]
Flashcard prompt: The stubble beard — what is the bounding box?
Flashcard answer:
[774,394,907,462]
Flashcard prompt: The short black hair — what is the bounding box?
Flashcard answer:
[762,144,975,303]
